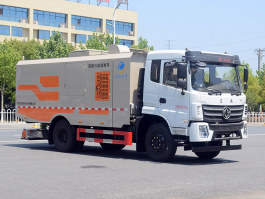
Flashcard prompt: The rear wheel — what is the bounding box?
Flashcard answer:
[100,143,125,151]
[53,119,84,152]
[145,123,176,162]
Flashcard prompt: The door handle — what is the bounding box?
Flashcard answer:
[159,98,166,104]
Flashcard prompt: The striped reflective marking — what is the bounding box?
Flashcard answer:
[17,106,128,111]
[77,128,133,146]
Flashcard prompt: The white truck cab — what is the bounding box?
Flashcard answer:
[140,49,248,160]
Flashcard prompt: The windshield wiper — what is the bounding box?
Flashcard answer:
[223,89,241,96]
[205,87,222,95]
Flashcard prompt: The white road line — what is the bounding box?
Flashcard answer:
[248,134,265,136]
[0,129,20,130]
[0,140,47,143]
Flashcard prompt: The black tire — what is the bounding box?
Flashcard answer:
[194,151,220,160]
[100,143,126,150]
[194,141,221,160]
[145,123,177,162]
[74,141,85,152]
[53,119,82,152]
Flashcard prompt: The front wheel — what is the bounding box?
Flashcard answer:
[145,123,176,162]
[194,151,220,159]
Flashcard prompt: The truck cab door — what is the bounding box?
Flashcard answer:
[159,60,189,129]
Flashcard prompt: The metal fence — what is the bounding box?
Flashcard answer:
[247,112,265,123]
[0,109,264,124]
[0,109,24,124]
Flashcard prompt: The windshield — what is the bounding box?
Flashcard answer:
[191,63,242,94]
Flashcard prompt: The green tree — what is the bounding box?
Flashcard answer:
[40,32,74,59]
[0,39,42,104]
[6,39,42,60]
[241,63,262,112]
[0,42,21,121]
[131,36,154,51]
[85,32,119,51]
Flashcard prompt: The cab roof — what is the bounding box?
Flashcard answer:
[147,50,185,60]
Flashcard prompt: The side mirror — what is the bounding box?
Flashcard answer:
[178,79,187,89]
[244,83,248,92]
[177,63,187,79]
[244,67,248,83]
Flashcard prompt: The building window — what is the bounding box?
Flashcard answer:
[76,34,86,44]
[0,5,28,22]
[88,35,92,40]
[52,31,62,36]
[12,26,23,37]
[119,39,133,48]
[34,10,66,27]
[38,30,50,40]
[0,25,10,36]
[72,15,101,32]
[106,20,133,36]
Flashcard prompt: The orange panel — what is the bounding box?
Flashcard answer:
[95,72,110,101]
[79,109,109,115]
[21,129,26,138]
[18,85,59,101]
[40,76,59,88]
[76,128,86,142]
[18,108,74,122]
[113,131,133,145]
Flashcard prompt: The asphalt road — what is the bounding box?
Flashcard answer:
[0,125,264,199]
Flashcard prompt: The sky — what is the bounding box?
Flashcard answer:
[70,0,264,73]
[126,0,265,73]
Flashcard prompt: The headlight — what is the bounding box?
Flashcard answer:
[199,125,209,138]
[243,123,248,136]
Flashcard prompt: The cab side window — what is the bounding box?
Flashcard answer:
[150,60,161,83]
[163,65,178,87]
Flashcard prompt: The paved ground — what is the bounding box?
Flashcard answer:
[0,125,264,199]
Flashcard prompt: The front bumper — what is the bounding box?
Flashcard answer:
[192,144,242,152]
[188,121,247,142]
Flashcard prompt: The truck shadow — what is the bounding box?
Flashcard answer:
[4,143,238,165]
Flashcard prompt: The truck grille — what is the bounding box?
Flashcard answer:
[202,105,243,123]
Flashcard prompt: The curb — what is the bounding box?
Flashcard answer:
[248,123,265,127]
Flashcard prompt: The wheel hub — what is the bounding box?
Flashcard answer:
[151,135,166,152]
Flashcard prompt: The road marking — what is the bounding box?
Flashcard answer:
[0,140,47,143]
[248,134,265,136]
[0,129,21,130]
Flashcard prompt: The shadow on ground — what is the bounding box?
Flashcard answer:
[4,142,238,166]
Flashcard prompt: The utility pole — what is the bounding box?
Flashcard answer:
[112,2,121,44]
[255,48,265,71]
[113,1,129,44]
[167,40,173,50]
[255,48,265,113]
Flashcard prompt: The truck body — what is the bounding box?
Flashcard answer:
[16,45,248,161]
